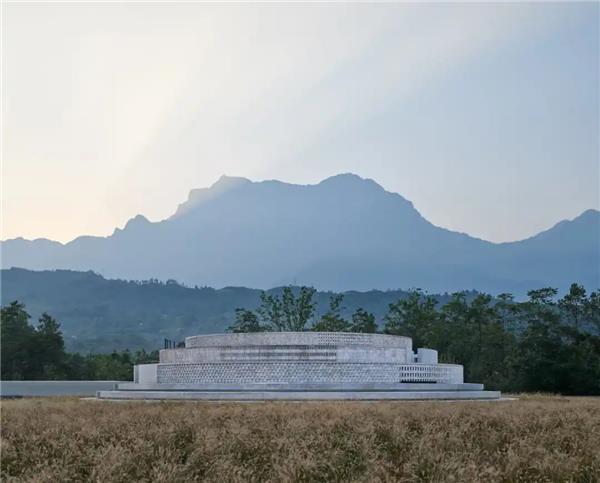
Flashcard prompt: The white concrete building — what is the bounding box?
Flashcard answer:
[97,332,500,400]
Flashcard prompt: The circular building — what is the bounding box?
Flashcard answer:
[97,332,500,400]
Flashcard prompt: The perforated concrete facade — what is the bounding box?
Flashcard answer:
[156,362,463,385]
[185,332,412,350]
[159,346,409,364]
[98,332,499,400]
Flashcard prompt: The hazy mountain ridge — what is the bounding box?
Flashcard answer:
[2,174,598,294]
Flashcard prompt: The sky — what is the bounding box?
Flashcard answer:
[2,2,598,244]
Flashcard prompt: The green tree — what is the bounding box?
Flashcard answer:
[63,352,90,380]
[84,351,134,380]
[257,292,283,330]
[527,287,559,307]
[384,290,437,348]
[349,308,377,333]
[0,302,70,380]
[585,291,600,332]
[1,301,35,380]
[228,308,266,333]
[30,313,67,379]
[132,348,159,364]
[515,314,569,392]
[512,286,600,395]
[258,286,316,331]
[558,283,587,330]
[469,294,496,361]
[312,294,350,332]
[425,292,517,391]
[466,294,516,390]
[495,293,520,333]
[513,287,565,392]
[435,292,475,365]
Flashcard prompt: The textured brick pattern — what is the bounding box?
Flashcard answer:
[160,346,408,364]
[157,362,463,384]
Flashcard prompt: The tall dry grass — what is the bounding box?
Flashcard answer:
[1,395,599,482]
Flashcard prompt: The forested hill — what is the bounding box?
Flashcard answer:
[1,268,471,353]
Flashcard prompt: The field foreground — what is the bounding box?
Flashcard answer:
[2,395,599,482]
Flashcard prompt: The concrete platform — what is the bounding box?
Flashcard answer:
[96,389,501,400]
[1,380,121,397]
[114,382,485,392]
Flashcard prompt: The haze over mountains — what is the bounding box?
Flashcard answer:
[2,174,598,295]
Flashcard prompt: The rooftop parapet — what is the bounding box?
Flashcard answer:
[185,332,413,350]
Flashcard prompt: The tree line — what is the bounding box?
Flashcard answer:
[2,283,599,394]
[1,301,158,381]
[228,284,600,395]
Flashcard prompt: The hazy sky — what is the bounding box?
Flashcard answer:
[2,2,598,243]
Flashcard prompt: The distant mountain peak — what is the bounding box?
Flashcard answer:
[562,209,600,230]
[319,172,365,183]
[577,208,600,220]
[530,208,599,239]
[211,175,252,189]
[126,214,150,227]
[174,175,252,217]
[318,173,381,190]
[111,214,151,236]
[174,173,385,218]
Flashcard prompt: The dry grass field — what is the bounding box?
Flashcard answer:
[1,395,599,482]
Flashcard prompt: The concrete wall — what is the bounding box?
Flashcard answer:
[160,346,409,364]
[416,348,438,364]
[156,362,463,385]
[134,363,158,384]
[185,332,412,350]
[1,381,120,397]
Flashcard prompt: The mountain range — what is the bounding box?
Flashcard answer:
[2,173,598,295]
